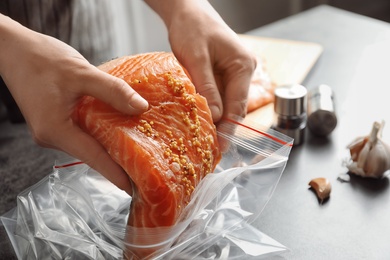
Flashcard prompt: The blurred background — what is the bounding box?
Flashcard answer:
[113,0,390,56]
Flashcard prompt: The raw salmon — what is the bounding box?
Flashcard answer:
[73,52,221,228]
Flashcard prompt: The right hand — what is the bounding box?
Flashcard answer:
[0,14,148,194]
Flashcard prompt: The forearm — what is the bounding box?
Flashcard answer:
[0,14,48,89]
[0,14,24,76]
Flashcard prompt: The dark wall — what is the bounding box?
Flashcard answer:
[210,0,390,34]
[303,0,390,22]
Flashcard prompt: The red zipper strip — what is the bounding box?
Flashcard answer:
[54,161,85,169]
[222,117,293,147]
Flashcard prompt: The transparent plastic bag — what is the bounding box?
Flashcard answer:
[1,117,293,259]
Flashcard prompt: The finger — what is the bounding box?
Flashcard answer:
[54,124,133,195]
[222,57,256,120]
[223,77,251,120]
[81,68,148,115]
[182,54,223,122]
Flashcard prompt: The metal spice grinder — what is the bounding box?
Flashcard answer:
[307,84,337,137]
[273,84,307,146]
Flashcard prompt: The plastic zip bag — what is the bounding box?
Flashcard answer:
[1,117,293,259]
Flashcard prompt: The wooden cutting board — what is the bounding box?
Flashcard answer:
[238,34,323,127]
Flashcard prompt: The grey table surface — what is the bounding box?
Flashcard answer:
[247,5,390,260]
[1,4,390,260]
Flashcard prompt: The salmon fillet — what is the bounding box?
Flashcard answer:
[73,52,221,228]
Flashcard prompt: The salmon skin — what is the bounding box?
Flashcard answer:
[74,52,221,228]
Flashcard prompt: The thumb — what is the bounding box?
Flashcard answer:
[185,58,223,122]
[81,67,148,115]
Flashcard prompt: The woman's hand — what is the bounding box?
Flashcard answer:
[145,0,256,123]
[0,14,148,194]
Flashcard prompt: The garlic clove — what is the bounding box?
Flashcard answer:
[308,177,331,203]
[347,136,368,162]
[346,121,390,178]
[356,139,370,170]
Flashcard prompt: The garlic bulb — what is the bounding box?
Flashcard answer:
[346,121,390,178]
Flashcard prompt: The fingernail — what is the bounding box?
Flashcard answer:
[130,94,149,111]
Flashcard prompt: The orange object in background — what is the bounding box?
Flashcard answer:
[246,57,276,113]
